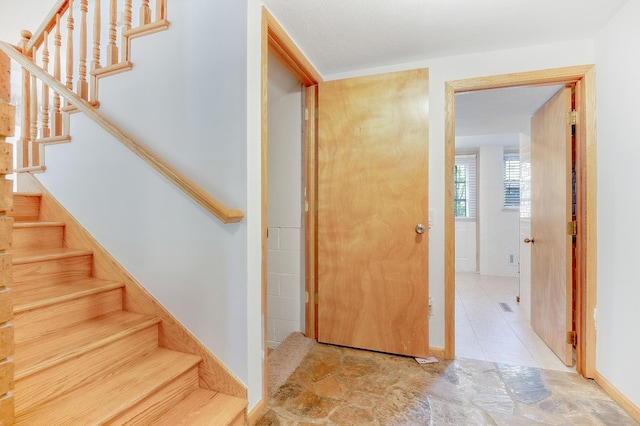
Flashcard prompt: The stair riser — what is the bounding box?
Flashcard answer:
[13,254,92,284]
[9,196,40,222]
[15,325,159,412]
[0,393,14,425]
[154,392,249,426]
[12,226,64,250]
[229,412,246,426]
[108,366,200,425]
[14,289,122,343]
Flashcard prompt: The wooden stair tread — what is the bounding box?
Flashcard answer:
[12,277,123,313]
[15,310,159,379]
[152,388,248,425]
[16,348,202,425]
[13,221,65,228]
[11,247,92,264]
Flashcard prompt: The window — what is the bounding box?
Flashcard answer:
[503,152,520,208]
[454,154,477,219]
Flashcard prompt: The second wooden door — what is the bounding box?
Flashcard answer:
[530,86,574,366]
[317,69,430,357]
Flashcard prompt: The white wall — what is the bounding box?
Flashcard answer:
[247,0,264,409]
[34,0,265,408]
[478,144,520,277]
[322,40,595,348]
[594,0,640,408]
[519,133,532,316]
[266,52,304,348]
[455,220,476,272]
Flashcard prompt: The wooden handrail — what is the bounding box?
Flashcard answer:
[0,40,244,224]
[26,0,69,52]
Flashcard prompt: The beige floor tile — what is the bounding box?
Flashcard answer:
[455,272,575,374]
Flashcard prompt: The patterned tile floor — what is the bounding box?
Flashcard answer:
[256,343,638,425]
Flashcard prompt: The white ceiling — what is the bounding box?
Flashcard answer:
[263,0,628,78]
[2,1,627,140]
[262,0,627,141]
[4,1,628,72]
[455,84,565,142]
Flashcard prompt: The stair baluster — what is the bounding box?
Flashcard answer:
[140,0,152,26]
[77,0,89,100]
[52,15,62,137]
[107,0,118,66]
[65,0,74,96]
[29,47,40,166]
[90,0,101,104]
[17,31,32,170]
[156,0,167,21]
[122,0,133,62]
[40,32,51,139]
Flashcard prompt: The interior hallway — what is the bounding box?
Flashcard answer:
[455,272,574,372]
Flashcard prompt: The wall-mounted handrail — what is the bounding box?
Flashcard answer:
[0,40,244,224]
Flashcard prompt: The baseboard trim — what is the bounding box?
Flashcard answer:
[430,346,445,358]
[594,370,640,422]
[248,398,266,425]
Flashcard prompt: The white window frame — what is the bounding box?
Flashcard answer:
[454,154,477,219]
[503,152,520,208]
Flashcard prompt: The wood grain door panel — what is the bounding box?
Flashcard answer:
[530,86,573,366]
[317,69,430,357]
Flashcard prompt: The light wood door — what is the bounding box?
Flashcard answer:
[317,69,429,357]
[530,86,573,366]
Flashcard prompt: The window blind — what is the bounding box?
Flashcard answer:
[503,152,520,207]
[454,154,477,219]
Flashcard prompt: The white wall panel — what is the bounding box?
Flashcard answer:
[594,0,640,408]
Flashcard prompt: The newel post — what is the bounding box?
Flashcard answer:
[0,46,15,426]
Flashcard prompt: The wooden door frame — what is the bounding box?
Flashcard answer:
[260,7,322,407]
[444,65,597,378]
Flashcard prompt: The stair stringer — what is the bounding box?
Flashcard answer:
[17,172,247,400]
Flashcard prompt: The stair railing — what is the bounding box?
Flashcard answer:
[1,0,245,224]
[1,41,244,224]
[14,0,168,172]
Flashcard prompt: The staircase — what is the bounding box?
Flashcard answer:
[9,193,247,425]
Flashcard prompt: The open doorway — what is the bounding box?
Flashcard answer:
[265,50,305,350]
[453,84,574,371]
[444,65,597,379]
[261,8,322,403]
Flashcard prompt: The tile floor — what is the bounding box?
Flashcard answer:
[455,272,574,372]
[256,343,638,425]
[256,272,638,424]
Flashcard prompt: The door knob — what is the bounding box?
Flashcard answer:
[524,238,534,244]
[415,224,426,234]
